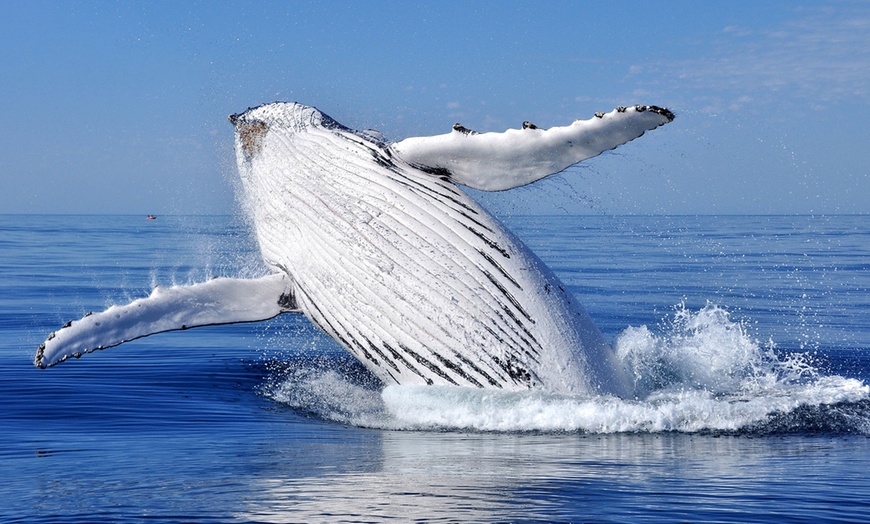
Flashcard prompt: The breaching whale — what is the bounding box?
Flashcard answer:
[35,102,674,397]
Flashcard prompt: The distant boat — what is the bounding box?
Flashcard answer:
[146,215,157,220]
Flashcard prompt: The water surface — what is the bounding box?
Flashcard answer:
[2,214,869,522]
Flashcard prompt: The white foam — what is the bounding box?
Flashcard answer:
[266,368,395,428]
[379,375,867,433]
[266,304,870,433]
[616,303,817,396]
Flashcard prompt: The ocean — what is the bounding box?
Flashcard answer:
[2,213,869,523]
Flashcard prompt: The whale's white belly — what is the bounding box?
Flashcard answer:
[236,104,631,395]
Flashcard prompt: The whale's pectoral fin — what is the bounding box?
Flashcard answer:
[35,273,297,369]
[392,105,674,191]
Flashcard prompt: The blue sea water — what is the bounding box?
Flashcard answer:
[2,213,870,522]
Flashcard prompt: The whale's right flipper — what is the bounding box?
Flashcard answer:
[392,105,674,191]
[35,273,297,368]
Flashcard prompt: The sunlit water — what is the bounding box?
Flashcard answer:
[2,214,869,522]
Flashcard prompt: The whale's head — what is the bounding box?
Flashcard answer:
[227,102,393,275]
[229,102,333,162]
[230,103,330,202]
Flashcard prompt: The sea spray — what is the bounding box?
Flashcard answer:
[266,303,870,434]
[615,302,819,397]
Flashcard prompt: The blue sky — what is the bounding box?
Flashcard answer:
[2,1,869,215]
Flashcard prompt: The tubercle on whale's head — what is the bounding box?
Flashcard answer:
[229,110,270,159]
[229,102,333,160]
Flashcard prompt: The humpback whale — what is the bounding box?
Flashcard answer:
[35,102,674,397]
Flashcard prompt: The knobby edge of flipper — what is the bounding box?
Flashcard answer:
[392,104,675,191]
[35,273,298,369]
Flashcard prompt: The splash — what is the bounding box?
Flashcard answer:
[265,304,870,434]
[615,303,818,397]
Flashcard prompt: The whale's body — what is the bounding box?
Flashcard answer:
[35,102,674,397]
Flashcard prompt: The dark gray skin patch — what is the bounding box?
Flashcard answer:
[431,351,484,388]
[647,105,676,122]
[452,350,502,387]
[460,223,511,259]
[237,120,268,158]
[414,164,453,179]
[476,249,522,290]
[452,123,477,135]
[228,111,270,158]
[399,343,458,386]
[278,290,297,311]
[383,341,427,381]
[366,339,399,372]
[492,355,532,387]
[480,269,534,324]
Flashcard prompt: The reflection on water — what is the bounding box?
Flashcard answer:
[240,430,870,522]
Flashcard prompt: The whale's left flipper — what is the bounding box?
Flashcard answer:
[35,273,296,368]
[393,105,674,191]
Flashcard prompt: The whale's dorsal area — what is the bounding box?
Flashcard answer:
[36,102,674,398]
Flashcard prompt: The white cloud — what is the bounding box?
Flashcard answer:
[636,2,870,109]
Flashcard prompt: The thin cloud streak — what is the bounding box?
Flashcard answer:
[635,2,870,112]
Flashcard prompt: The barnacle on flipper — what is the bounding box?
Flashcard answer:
[647,105,675,122]
[452,123,477,135]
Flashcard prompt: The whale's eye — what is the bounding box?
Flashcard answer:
[239,120,269,158]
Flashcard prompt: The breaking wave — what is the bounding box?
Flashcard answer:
[264,304,870,434]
